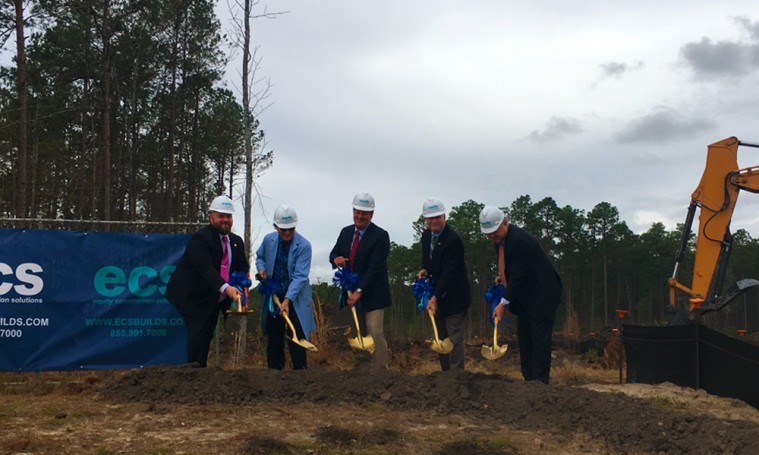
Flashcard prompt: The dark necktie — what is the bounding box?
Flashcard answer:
[349,230,360,271]
[430,233,439,259]
[275,240,290,294]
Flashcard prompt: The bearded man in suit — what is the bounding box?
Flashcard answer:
[166,195,249,367]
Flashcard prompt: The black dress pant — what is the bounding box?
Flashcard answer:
[183,306,223,368]
[516,310,556,384]
[266,306,307,370]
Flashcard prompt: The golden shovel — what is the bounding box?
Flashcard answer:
[272,295,318,352]
[348,305,375,353]
[427,309,453,354]
[481,316,508,360]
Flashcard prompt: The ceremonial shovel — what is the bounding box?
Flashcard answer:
[347,295,375,353]
[272,295,318,352]
[481,316,508,360]
[427,309,453,354]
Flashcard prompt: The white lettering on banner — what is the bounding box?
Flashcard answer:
[0,317,49,327]
[0,263,11,294]
[0,262,44,296]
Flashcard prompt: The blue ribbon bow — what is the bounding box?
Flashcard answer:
[229,271,252,307]
[411,277,435,312]
[257,280,282,317]
[333,268,360,309]
[485,283,508,325]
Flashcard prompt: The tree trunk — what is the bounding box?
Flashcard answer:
[13,0,28,225]
[603,242,608,326]
[100,0,112,228]
[242,0,253,259]
[188,88,200,221]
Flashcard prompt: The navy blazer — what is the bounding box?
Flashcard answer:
[498,224,562,320]
[421,224,471,317]
[166,224,249,320]
[329,222,392,312]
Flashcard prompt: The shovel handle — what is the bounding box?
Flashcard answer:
[350,305,365,349]
[493,316,500,349]
[272,295,295,335]
[428,309,442,345]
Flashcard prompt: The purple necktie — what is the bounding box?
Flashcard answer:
[221,236,230,283]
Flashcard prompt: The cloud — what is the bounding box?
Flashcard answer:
[527,116,583,143]
[680,17,759,79]
[735,16,759,41]
[613,107,715,144]
[598,61,644,80]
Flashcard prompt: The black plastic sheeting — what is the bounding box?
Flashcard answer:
[623,324,759,409]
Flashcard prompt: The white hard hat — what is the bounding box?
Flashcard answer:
[209,195,235,214]
[352,192,375,212]
[273,205,298,229]
[479,205,505,234]
[422,198,446,218]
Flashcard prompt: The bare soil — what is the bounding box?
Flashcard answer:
[2,356,758,454]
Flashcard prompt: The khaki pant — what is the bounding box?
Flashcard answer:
[362,308,388,371]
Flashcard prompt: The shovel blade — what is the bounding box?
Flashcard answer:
[294,337,318,352]
[348,337,363,350]
[348,335,375,353]
[428,337,454,354]
[481,343,508,360]
[361,336,375,354]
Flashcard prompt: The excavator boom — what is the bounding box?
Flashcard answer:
[669,137,759,311]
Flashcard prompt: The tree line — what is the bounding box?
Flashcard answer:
[1,0,271,231]
[316,197,759,342]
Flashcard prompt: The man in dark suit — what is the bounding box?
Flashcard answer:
[417,198,471,371]
[165,195,249,367]
[329,192,392,371]
[479,205,562,384]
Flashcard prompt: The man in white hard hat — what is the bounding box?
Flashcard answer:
[417,198,471,371]
[329,192,392,371]
[166,195,249,367]
[255,205,315,370]
[479,205,562,383]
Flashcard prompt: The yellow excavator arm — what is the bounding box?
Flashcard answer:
[669,137,759,312]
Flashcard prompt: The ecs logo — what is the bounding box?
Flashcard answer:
[94,266,174,297]
[0,263,44,296]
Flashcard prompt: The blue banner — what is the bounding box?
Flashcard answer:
[0,228,190,371]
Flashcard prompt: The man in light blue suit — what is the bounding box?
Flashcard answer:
[256,205,315,369]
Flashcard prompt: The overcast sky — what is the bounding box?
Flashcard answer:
[4,2,759,282]
[219,1,759,281]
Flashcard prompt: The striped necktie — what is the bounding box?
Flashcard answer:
[349,230,360,271]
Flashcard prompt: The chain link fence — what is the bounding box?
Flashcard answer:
[0,218,205,234]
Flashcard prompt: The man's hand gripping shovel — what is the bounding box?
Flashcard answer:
[272,294,318,352]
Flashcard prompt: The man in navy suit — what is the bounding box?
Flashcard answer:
[166,195,249,367]
[329,192,392,371]
[480,205,562,384]
[417,198,471,371]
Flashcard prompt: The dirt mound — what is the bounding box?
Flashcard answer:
[103,365,759,454]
